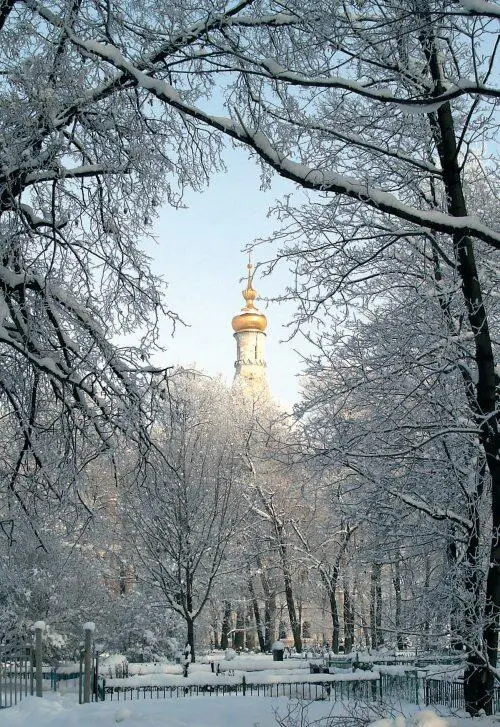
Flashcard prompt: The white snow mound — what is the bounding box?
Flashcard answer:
[115,707,133,722]
[371,712,449,727]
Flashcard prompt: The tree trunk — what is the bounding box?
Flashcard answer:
[393,554,404,650]
[447,535,462,651]
[419,16,500,713]
[233,604,245,650]
[186,572,195,662]
[330,588,340,653]
[248,576,265,652]
[343,576,354,653]
[370,570,376,650]
[277,523,302,652]
[422,555,431,652]
[376,566,382,647]
[320,569,340,652]
[370,563,382,650]
[260,564,276,651]
[264,593,276,650]
[220,601,231,650]
[283,574,302,652]
[119,562,127,596]
[187,616,195,664]
[464,460,491,713]
[245,602,256,650]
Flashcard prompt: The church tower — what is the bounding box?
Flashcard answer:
[231,261,269,398]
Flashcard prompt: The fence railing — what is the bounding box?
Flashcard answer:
[102,671,500,713]
[103,676,378,702]
[327,655,464,670]
[424,678,500,713]
[0,641,34,708]
[1,622,105,709]
[50,669,80,690]
[379,673,422,705]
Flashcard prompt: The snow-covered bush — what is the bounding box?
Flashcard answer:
[99,592,183,663]
[100,654,129,679]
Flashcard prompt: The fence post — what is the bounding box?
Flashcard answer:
[83,622,95,704]
[0,644,3,708]
[33,621,45,697]
[29,643,34,696]
[93,648,100,702]
[242,675,246,696]
[79,648,84,704]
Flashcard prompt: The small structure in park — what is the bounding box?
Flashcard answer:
[271,640,285,662]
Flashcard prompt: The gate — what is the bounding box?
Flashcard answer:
[0,634,34,708]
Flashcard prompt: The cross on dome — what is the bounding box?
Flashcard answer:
[231,259,267,333]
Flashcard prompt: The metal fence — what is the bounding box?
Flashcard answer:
[424,678,500,713]
[102,672,500,713]
[327,655,463,670]
[1,625,103,709]
[379,672,422,704]
[0,637,34,708]
[103,677,379,702]
[50,668,80,691]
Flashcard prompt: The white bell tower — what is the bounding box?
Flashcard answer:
[231,261,269,398]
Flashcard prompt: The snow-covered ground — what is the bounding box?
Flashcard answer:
[101,653,326,688]
[2,694,343,727]
[3,652,477,726]
[5,694,500,727]
[105,667,380,688]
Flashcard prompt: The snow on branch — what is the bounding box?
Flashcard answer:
[24,164,129,184]
[60,38,500,249]
[19,203,68,230]
[259,59,500,108]
[243,131,500,249]
[248,504,273,522]
[29,0,269,106]
[226,12,301,27]
[262,112,443,176]
[460,0,500,18]
[388,489,473,531]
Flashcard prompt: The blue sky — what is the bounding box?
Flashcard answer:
[144,147,309,407]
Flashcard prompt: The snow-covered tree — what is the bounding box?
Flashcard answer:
[294,228,496,701]
[173,1,498,711]
[4,1,499,710]
[124,372,244,662]
[0,0,285,535]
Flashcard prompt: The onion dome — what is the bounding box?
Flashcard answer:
[231,262,268,333]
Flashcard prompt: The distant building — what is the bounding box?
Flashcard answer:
[231,261,270,399]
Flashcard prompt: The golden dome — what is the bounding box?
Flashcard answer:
[231,262,268,333]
